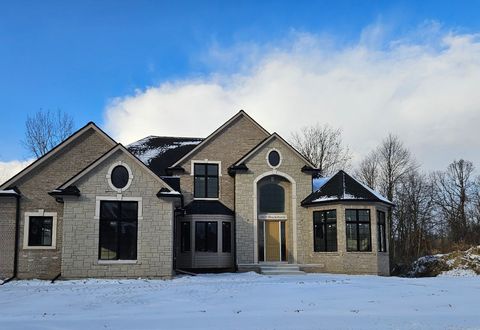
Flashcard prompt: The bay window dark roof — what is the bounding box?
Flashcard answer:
[184,200,234,216]
[302,170,394,207]
[127,136,203,176]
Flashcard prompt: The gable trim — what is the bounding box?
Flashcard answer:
[0,122,117,190]
[233,132,317,169]
[58,144,176,192]
[169,110,270,169]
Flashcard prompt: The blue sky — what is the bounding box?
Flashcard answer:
[1,1,480,167]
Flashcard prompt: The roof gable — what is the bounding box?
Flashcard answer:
[58,144,176,192]
[302,170,393,206]
[170,110,269,168]
[233,133,316,169]
[0,122,117,189]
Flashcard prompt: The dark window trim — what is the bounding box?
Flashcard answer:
[180,221,191,253]
[377,210,387,252]
[346,209,372,252]
[195,221,218,252]
[193,163,219,199]
[313,210,338,252]
[28,216,53,247]
[98,201,138,261]
[222,221,232,253]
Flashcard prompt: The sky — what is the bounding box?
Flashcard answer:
[1,0,480,182]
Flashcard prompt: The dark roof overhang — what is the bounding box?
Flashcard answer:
[184,200,234,216]
[0,186,21,197]
[228,163,249,176]
[301,165,321,175]
[167,165,185,173]
[48,186,81,197]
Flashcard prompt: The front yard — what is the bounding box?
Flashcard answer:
[0,272,478,330]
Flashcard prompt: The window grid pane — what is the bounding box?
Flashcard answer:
[346,209,371,252]
[28,216,53,247]
[194,163,219,198]
[313,210,337,252]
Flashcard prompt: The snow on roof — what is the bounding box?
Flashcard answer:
[0,189,19,195]
[349,175,392,204]
[128,136,202,165]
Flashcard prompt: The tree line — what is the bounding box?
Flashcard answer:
[292,124,480,266]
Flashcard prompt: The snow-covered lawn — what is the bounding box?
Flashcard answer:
[0,272,479,330]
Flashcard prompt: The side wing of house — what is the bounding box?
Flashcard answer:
[58,145,177,278]
[0,123,116,279]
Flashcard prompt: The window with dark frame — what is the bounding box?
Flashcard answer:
[99,201,138,260]
[222,222,231,253]
[180,221,191,253]
[346,209,371,252]
[28,216,53,246]
[194,163,219,198]
[195,221,218,252]
[377,211,387,252]
[259,183,285,213]
[111,165,129,189]
[313,210,337,252]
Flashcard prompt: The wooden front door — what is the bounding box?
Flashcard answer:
[265,221,281,261]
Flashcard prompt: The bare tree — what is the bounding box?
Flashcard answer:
[22,109,74,158]
[393,170,435,262]
[291,123,351,176]
[432,159,475,243]
[355,151,379,190]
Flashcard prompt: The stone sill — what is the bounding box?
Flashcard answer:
[97,260,138,265]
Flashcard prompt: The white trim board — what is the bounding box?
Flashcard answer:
[23,210,58,250]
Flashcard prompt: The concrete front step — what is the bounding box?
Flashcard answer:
[259,264,306,275]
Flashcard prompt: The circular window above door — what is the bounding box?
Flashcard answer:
[267,149,281,168]
[107,162,133,192]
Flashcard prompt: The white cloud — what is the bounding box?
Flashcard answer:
[105,23,480,171]
[0,159,33,186]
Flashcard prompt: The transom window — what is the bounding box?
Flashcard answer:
[346,209,371,252]
[377,211,387,252]
[195,221,218,252]
[313,210,337,252]
[194,163,219,198]
[259,183,285,213]
[99,201,138,260]
[28,216,53,247]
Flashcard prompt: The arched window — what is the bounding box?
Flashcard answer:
[259,183,285,213]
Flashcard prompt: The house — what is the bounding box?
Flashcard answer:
[0,111,393,280]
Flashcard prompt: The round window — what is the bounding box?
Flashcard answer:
[268,150,281,167]
[110,165,129,189]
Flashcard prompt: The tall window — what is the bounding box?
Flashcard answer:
[194,163,219,198]
[313,210,337,252]
[259,183,285,213]
[195,222,218,252]
[346,209,371,252]
[180,222,191,253]
[377,211,387,252]
[28,217,53,246]
[222,222,231,253]
[99,201,138,260]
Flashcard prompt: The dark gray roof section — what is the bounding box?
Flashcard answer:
[184,200,234,215]
[128,136,203,176]
[302,170,394,206]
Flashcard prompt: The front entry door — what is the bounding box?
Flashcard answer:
[265,221,281,261]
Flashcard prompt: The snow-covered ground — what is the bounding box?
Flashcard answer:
[0,272,479,330]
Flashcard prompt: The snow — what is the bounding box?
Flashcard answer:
[1,273,479,330]
[0,189,18,195]
[128,137,201,165]
[439,268,478,277]
[349,175,392,204]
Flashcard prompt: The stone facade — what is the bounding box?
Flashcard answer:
[0,127,114,279]
[0,196,17,279]
[177,114,269,210]
[235,137,312,265]
[61,150,174,279]
[300,202,390,275]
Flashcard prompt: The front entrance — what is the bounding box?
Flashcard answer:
[259,220,287,262]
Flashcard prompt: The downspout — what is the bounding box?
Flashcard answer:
[1,193,20,285]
